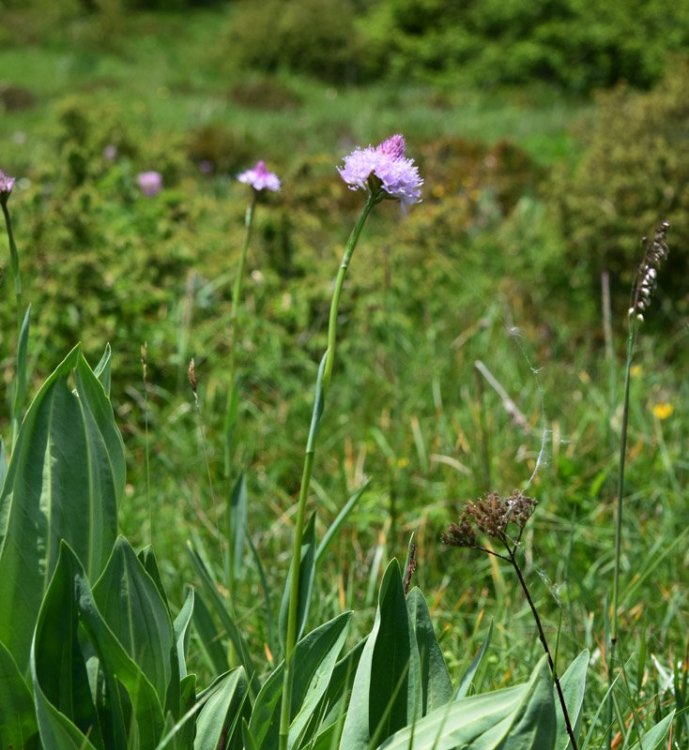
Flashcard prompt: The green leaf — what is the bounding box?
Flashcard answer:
[315,480,370,564]
[340,560,416,750]
[377,655,556,750]
[93,343,112,398]
[194,668,249,750]
[192,588,230,676]
[0,639,39,750]
[173,587,195,680]
[406,587,453,714]
[93,537,174,706]
[456,619,493,699]
[30,541,103,748]
[187,541,257,691]
[554,650,589,750]
[67,542,166,748]
[249,611,351,750]
[279,514,317,651]
[0,346,124,671]
[228,472,248,582]
[11,304,31,446]
[627,711,675,750]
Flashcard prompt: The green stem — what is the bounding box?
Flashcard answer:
[607,316,638,748]
[225,193,256,592]
[1,201,22,323]
[278,194,378,750]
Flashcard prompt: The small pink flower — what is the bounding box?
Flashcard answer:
[0,170,16,203]
[137,171,163,197]
[238,161,281,192]
[338,134,423,208]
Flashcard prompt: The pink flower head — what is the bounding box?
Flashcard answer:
[338,134,423,208]
[0,170,16,202]
[238,161,281,192]
[137,171,163,197]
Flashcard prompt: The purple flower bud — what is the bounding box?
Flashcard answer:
[137,171,163,197]
[338,134,422,208]
[0,170,16,201]
[237,161,281,192]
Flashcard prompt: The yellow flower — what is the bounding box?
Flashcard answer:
[652,402,674,420]
[630,365,643,378]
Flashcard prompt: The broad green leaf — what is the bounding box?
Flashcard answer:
[194,668,249,750]
[456,620,493,699]
[406,587,453,715]
[340,560,416,750]
[67,542,166,748]
[554,650,589,750]
[0,639,38,750]
[154,675,199,750]
[93,537,174,705]
[490,655,556,749]
[139,545,170,609]
[279,514,317,651]
[249,611,351,750]
[30,541,103,748]
[378,655,555,750]
[308,638,367,750]
[627,711,675,750]
[0,346,124,670]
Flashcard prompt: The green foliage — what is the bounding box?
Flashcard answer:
[223,0,374,83]
[550,60,689,308]
[362,0,689,92]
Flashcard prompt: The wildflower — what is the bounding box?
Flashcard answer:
[237,161,280,192]
[338,134,423,209]
[0,170,16,204]
[652,402,674,420]
[103,144,118,162]
[137,171,163,197]
[629,220,670,320]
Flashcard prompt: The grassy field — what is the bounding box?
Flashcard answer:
[1,6,687,748]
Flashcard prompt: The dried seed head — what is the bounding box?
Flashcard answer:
[442,490,537,550]
[630,221,670,318]
[187,357,197,394]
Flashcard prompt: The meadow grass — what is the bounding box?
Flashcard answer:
[0,7,687,748]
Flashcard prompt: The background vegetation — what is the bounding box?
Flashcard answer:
[1,0,688,746]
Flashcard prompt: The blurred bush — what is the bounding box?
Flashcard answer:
[221,0,375,84]
[549,59,689,310]
[361,0,689,92]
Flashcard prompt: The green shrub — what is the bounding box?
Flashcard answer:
[362,0,689,92]
[549,59,689,310]
[223,0,374,84]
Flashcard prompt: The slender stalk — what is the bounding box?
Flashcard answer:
[141,343,152,545]
[1,201,22,322]
[224,193,256,477]
[278,194,378,750]
[505,540,579,750]
[607,315,638,748]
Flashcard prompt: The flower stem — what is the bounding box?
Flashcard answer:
[278,194,377,750]
[607,315,638,748]
[505,541,579,750]
[1,200,22,322]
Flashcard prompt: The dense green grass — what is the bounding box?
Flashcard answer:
[1,6,687,747]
